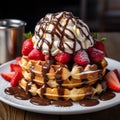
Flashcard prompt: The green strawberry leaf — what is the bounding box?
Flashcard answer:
[24,32,33,39]
[92,32,107,43]
[100,37,107,42]
[93,32,98,39]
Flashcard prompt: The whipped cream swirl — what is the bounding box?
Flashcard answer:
[32,11,94,56]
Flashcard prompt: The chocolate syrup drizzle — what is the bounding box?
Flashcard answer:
[41,60,52,97]
[26,65,35,94]
[55,67,64,99]
[41,59,65,99]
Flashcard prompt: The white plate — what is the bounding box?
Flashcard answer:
[0,57,120,115]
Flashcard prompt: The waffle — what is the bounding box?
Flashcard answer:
[19,56,108,101]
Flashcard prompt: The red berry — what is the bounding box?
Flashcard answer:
[105,70,120,92]
[88,47,104,63]
[10,63,22,72]
[11,71,22,87]
[54,52,72,63]
[28,48,44,60]
[73,50,90,66]
[22,39,34,56]
[94,41,105,52]
[16,57,21,64]
[1,72,15,82]
[113,69,120,82]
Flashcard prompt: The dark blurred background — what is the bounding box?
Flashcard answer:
[1,0,120,32]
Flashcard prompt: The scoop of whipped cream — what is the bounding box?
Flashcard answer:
[32,11,94,56]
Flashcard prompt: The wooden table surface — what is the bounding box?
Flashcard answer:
[0,32,120,120]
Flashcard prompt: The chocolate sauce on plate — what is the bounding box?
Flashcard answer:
[5,86,31,100]
[99,91,115,101]
[79,99,99,107]
[4,85,116,107]
[53,100,73,107]
[30,96,51,106]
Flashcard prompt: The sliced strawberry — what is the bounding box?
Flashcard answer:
[105,70,120,92]
[94,40,105,52]
[1,72,15,82]
[54,52,72,63]
[22,38,34,56]
[73,50,90,66]
[15,57,21,64]
[113,69,120,81]
[11,71,22,87]
[28,48,44,60]
[88,47,104,63]
[10,63,22,72]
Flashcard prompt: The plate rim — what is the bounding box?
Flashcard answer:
[0,57,120,115]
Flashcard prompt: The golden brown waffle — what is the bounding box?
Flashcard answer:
[19,56,108,101]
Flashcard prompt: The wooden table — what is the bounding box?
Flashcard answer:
[0,32,120,120]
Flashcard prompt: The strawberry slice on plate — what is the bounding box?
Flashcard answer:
[10,71,22,87]
[15,57,21,64]
[10,63,22,72]
[113,69,120,81]
[1,72,15,82]
[1,71,22,87]
[105,70,120,92]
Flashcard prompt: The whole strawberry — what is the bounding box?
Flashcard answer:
[88,47,104,63]
[22,38,34,56]
[28,48,44,60]
[94,40,105,52]
[54,52,72,64]
[73,50,90,66]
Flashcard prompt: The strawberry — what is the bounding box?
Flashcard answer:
[11,71,22,87]
[22,38,34,56]
[10,63,22,72]
[94,41,105,52]
[88,47,104,63]
[1,72,15,82]
[1,71,22,87]
[105,70,120,91]
[54,52,72,64]
[28,48,44,60]
[113,69,120,81]
[73,50,90,66]
[15,57,21,64]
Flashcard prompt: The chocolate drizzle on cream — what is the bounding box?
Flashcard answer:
[32,11,94,56]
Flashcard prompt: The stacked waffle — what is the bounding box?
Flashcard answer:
[18,11,108,101]
[19,56,107,101]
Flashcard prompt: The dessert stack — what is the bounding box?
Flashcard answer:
[18,11,108,101]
